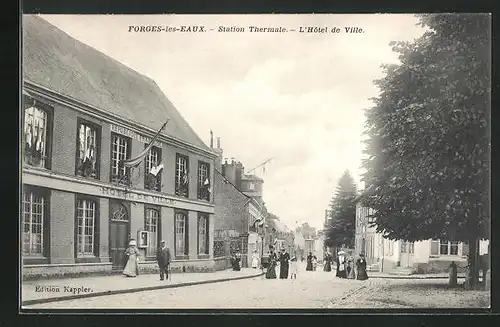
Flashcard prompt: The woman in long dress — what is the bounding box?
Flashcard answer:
[312,255,318,271]
[251,250,260,269]
[265,249,278,279]
[356,253,369,280]
[347,256,356,279]
[278,248,290,279]
[323,253,332,272]
[336,252,347,278]
[305,252,313,271]
[123,240,140,277]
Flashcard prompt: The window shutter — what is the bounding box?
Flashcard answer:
[462,242,469,257]
[430,239,439,255]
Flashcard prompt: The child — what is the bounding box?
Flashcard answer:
[290,256,298,279]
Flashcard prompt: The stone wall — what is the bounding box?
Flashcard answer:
[213,171,248,234]
[412,259,468,274]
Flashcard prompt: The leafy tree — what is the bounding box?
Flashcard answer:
[325,170,358,248]
[361,14,490,287]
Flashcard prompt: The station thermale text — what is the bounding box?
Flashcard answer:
[128,25,364,34]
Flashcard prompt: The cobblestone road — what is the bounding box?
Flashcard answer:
[26,266,365,309]
[328,277,490,309]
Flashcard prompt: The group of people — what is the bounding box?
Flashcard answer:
[333,250,369,280]
[122,239,172,281]
[122,239,368,282]
[264,246,298,279]
[262,247,369,281]
[305,253,318,271]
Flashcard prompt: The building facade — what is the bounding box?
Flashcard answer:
[355,202,489,273]
[21,16,218,279]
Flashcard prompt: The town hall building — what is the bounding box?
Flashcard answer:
[21,16,218,279]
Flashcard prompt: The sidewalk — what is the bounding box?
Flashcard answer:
[21,268,264,306]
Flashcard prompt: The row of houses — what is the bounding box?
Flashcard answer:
[354,194,490,274]
[20,15,292,279]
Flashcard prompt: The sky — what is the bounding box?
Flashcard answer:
[38,14,426,230]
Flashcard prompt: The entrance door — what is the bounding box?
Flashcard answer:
[109,202,130,270]
[400,241,415,268]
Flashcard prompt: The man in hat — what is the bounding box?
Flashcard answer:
[156,240,171,281]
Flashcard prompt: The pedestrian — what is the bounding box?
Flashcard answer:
[336,250,347,278]
[251,250,260,269]
[265,247,278,279]
[449,261,457,287]
[279,248,290,279]
[312,255,318,271]
[289,255,298,279]
[323,252,332,272]
[123,240,140,277]
[355,253,369,280]
[347,256,356,279]
[156,240,171,281]
[306,252,313,271]
[231,252,241,271]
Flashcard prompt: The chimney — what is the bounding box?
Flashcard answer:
[210,130,214,148]
[214,136,223,172]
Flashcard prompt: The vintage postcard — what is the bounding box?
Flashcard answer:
[20,13,491,310]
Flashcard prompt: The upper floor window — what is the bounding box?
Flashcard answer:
[22,187,49,257]
[175,154,189,198]
[76,121,100,179]
[197,161,210,201]
[248,182,255,191]
[145,146,162,192]
[110,134,131,185]
[23,98,52,169]
[76,198,98,257]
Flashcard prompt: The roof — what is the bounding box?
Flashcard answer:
[242,174,264,182]
[22,15,209,151]
[268,218,291,233]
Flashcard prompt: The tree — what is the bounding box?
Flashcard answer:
[361,14,490,288]
[325,170,358,248]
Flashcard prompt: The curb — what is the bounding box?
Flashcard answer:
[22,272,265,306]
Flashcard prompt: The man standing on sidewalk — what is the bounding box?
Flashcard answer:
[156,240,171,281]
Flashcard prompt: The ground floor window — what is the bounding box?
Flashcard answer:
[440,240,459,255]
[22,187,49,257]
[213,239,225,257]
[197,214,209,255]
[175,211,189,257]
[76,197,98,257]
[145,207,160,258]
[400,241,415,254]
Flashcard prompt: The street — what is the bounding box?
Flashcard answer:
[24,265,490,309]
[26,265,365,309]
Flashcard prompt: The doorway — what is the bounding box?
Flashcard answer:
[109,201,130,270]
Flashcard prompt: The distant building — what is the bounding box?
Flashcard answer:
[355,201,490,273]
[267,218,294,253]
[294,231,305,259]
[212,143,265,268]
